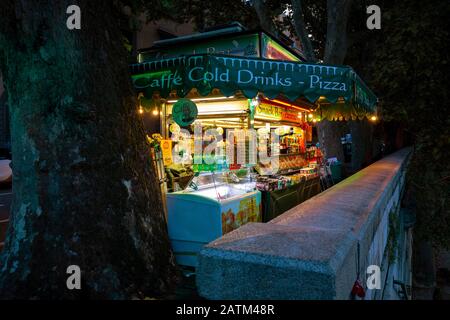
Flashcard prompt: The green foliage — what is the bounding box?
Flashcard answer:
[299,0,327,58]
[140,0,260,31]
[122,36,133,53]
[370,0,450,247]
[387,209,400,263]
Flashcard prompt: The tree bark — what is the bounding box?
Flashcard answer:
[317,0,353,164]
[290,0,316,62]
[253,0,279,36]
[317,120,346,162]
[0,0,176,299]
[323,0,352,64]
[349,119,373,172]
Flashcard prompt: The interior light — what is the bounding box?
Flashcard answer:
[250,98,259,107]
[271,99,310,112]
[152,108,159,116]
[370,116,378,121]
[138,106,144,114]
[167,96,235,104]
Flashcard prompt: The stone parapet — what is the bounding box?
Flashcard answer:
[197,148,412,299]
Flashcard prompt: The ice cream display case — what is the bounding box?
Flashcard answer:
[167,169,261,267]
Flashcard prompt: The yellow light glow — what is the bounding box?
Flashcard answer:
[308,113,314,119]
[167,96,235,104]
[152,109,159,116]
[138,107,144,114]
[254,114,280,121]
[370,116,378,121]
[312,119,317,123]
[191,100,248,116]
[271,99,310,112]
[298,112,302,118]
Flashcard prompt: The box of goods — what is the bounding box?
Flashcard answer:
[300,167,315,175]
[256,178,275,191]
[256,176,288,191]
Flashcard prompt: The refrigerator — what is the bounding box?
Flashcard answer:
[167,171,261,267]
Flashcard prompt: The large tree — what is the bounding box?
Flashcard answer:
[0,0,176,299]
[369,0,450,290]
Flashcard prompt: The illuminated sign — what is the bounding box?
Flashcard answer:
[255,103,301,123]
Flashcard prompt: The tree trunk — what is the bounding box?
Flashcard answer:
[291,0,316,62]
[317,120,346,162]
[323,0,353,65]
[0,0,176,299]
[317,0,353,165]
[253,0,279,36]
[349,119,373,172]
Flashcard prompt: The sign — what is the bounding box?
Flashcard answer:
[261,34,300,62]
[255,102,301,123]
[139,34,260,62]
[172,99,198,127]
[132,55,355,105]
[161,139,173,166]
[131,55,377,118]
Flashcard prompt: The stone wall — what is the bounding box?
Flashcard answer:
[196,148,413,300]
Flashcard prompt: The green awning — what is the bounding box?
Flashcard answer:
[130,54,377,120]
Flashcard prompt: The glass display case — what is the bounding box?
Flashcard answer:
[166,169,261,267]
[186,169,257,197]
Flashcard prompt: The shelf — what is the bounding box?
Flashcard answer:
[278,152,306,157]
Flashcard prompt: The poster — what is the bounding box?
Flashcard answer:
[161,139,173,166]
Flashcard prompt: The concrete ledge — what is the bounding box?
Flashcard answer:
[197,148,412,299]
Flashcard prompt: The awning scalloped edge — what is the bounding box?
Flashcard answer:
[130,54,378,119]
